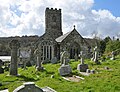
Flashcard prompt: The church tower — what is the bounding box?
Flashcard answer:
[45,8,63,39]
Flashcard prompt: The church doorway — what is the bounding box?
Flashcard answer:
[69,42,80,59]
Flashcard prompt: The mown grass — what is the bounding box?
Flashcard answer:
[0,55,120,92]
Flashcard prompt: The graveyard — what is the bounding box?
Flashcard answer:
[0,54,120,92]
[0,3,120,92]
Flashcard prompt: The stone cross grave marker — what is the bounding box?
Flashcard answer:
[9,40,20,76]
[77,51,88,72]
[59,51,71,76]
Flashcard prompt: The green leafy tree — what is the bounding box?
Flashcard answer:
[99,40,106,54]
[99,36,111,54]
[105,40,120,54]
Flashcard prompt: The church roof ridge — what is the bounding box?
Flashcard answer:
[56,25,86,43]
[55,25,80,42]
[56,25,78,43]
[56,31,72,43]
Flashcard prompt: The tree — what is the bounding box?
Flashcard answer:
[99,36,111,54]
[99,40,106,54]
[104,36,111,43]
[105,40,120,54]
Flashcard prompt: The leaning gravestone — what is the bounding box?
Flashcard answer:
[59,51,72,76]
[77,51,88,72]
[13,82,44,92]
[34,47,43,71]
[9,40,20,76]
[0,59,4,74]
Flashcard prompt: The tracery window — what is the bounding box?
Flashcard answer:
[40,40,53,60]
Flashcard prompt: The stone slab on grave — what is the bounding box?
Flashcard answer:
[42,86,57,92]
[62,75,84,82]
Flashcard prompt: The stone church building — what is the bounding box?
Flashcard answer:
[35,8,90,62]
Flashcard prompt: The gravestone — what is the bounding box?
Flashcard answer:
[13,82,44,92]
[19,47,31,68]
[9,40,20,76]
[77,51,88,72]
[93,46,100,64]
[110,51,115,60]
[93,46,97,62]
[59,65,72,76]
[59,51,72,76]
[60,51,69,65]
[51,57,57,64]
[30,45,35,65]
[0,59,4,74]
[34,48,43,71]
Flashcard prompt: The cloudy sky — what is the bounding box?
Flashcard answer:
[0,0,120,38]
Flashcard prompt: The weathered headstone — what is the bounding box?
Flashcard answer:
[9,40,20,76]
[30,45,35,65]
[77,51,88,72]
[60,51,69,65]
[59,64,72,76]
[13,82,44,92]
[34,48,43,71]
[0,59,4,74]
[19,47,31,68]
[93,46,100,64]
[59,51,72,76]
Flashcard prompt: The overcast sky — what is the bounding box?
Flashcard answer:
[0,0,120,38]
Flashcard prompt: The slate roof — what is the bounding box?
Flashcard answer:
[55,31,72,43]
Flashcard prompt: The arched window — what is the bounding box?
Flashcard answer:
[69,42,80,59]
[40,40,53,60]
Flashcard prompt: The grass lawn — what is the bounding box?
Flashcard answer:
[0,55,120,92]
